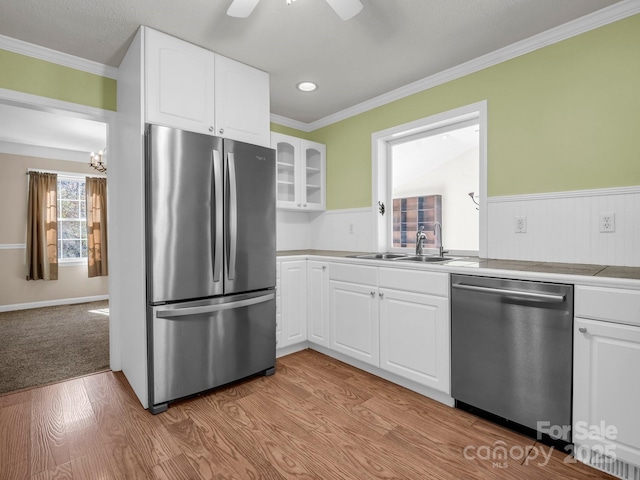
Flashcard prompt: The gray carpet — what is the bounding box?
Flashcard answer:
[0,300,110,395]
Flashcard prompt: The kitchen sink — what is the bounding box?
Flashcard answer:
[349,253,408,260]
[394,255,459,263]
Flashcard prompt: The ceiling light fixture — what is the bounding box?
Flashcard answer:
[286,0,297,4]
[297,81,317,92]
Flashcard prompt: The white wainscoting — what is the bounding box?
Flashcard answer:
[309,207,376,252]
[277,208,376,253]
[276,210,312,251]
[487,187,640,267]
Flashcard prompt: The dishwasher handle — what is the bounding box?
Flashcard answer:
[452,283,566,303]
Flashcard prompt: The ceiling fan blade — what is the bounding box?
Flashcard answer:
[324,0,363,21]
[227,0,261,18]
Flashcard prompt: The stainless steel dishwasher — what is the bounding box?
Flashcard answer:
[451,274,573,443]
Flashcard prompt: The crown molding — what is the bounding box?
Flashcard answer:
[0,34,118,79]
[270,113,312,133]
[272,0,640,132]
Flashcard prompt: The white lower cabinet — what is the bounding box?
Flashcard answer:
[328,263,450,393]
[329,278,380,367]
[573,285,640,469]
[307,261,330,348]
[379,288,449,392]
[278,260,307,348]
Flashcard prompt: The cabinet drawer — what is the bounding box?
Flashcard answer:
[330,263,378,285]
[379,268,448,297]
[575,286,640,326]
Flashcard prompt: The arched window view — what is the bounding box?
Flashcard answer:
[390,122,479,253]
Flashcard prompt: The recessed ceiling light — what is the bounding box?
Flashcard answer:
[297,81,317,92]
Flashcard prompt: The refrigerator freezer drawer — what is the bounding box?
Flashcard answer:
[150,291,276,407]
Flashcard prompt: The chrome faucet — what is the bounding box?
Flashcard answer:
[416,226,427,256]
[434,221,446,257]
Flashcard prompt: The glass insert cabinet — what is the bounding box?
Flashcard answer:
[271,132,326,211]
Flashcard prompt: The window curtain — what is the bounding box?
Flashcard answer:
[86,177,109,277]
[26,172,58,280]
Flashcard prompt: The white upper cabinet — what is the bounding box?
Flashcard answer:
[215,55,270,147]
[271,132,326,211]
[144,27,269,145]
[145,28,216,135]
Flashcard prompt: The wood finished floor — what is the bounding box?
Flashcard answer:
[0,349,614,480]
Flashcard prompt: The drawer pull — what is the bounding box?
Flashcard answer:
[579,327,587,334]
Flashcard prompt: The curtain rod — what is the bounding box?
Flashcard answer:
[26,168,106,179]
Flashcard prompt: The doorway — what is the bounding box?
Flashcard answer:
[0,95,115,393]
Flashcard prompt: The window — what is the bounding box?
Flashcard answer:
[389,122,479,252]
[372,101,487,256]
[57,176,87,261]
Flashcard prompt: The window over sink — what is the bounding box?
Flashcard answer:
[372,101,487,257]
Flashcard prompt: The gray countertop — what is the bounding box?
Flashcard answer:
[277,250,640,283]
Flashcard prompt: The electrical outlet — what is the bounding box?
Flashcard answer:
[600,213,615,233]
[515,216,527,233]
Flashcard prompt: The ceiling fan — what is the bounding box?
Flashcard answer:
[227,0,364,21]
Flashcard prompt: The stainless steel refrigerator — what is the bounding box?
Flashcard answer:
[145,124,276,414]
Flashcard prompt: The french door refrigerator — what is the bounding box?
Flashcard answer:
[145,124,276,414]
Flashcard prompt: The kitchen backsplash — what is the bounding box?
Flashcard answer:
[277,186,640,267]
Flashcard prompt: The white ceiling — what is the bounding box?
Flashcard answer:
[0,0,624,126]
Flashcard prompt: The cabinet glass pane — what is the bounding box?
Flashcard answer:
[276,141,296,203]
[306,148,322,205]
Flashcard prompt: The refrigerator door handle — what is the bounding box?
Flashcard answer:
[227,152,238,281]
[156,293,275,318]
[212,149,223,282]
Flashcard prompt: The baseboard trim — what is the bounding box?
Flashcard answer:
[276,341,309,358]
[306,343,455,408]
[0,294,109,313]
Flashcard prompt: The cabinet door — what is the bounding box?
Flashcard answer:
[145,28,215,135]
[329,280,379,367]
[379,288,450,393]
[280,260,308,347]
[574,318,640,466]
[300,140,326,211]
[307,261,329,347]
[272,132,301,209]
[215,55,270,147]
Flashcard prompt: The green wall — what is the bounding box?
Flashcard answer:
[290,14,640,210]
[0,49,117,111]
[270,122,312,139]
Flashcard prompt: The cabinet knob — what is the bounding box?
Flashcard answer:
[303,203,307,207]
[322,265,327,271]
[578,327,587,334]
[297,203,301,207]
[209,126,214,132]
[379,292,384,299]
[219,128,224,134]
[370,291,375,297]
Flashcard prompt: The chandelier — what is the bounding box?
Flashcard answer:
[89,149,107,173]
